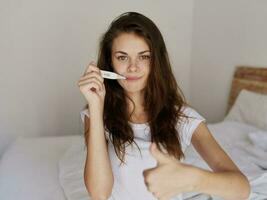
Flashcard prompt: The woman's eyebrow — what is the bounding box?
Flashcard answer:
[114,50,150,55]
[114,51,128,55]
[138,50,150,54]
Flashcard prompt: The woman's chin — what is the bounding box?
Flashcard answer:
[123,86,145,94]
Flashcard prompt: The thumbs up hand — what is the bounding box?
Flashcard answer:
[143,143,201,200]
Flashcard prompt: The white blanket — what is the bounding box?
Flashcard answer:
[59,120,267,200]
[183,120,267,199]
[0,120,266,200]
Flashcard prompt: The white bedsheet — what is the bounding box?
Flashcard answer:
[0,120,266,200]
[58,120,267,200]
[0,135,76,200]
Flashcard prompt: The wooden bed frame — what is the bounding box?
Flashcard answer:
[226,66,267,114]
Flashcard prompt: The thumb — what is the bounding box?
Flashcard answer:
[150,143,171,165]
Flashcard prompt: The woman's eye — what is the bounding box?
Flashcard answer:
[117,56,128,61]
[140,55,151,60]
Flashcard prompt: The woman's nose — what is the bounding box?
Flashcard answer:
[127,59,139,72]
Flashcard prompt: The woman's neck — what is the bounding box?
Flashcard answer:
[129,110,148,124]
[126,92,148,123]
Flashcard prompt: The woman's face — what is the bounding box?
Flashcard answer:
[111,33,151,94]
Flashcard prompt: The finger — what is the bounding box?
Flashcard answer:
[143,168,158,189]
[151,191,160,199]
[80,71,104,83]
[78,74,104,85]
[143,168,155,180]
[147,184,155,193]
[150,143,171,165]
[80,82,102,92]
[79,81,101,93]
[78,77,103,89]
[152,192,157,198]
[84,61,100,75]
[160,190,180,200]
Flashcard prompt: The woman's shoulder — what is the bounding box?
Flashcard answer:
[177,105,206,147]
[180,105,206,121]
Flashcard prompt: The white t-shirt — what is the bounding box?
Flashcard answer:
[80,105,206,200]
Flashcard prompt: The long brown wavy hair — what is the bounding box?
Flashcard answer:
[84,12,191,164]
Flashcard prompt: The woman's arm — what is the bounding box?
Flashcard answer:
[143,122,250,200]
[84,108,114,200]
[191,122,251,200]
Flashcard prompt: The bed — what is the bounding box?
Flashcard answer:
[0,66,267,200]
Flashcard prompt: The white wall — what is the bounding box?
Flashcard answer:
[0,0,194,154]
[3,0,266,156]
[191,0,267,123]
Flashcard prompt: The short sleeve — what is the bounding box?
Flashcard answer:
[178,106,206,147]
[80,108,90,124]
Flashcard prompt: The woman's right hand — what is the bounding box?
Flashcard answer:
[77,62,106,111]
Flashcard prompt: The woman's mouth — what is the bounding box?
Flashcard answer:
[126,76,142,81]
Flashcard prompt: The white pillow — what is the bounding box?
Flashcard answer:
[225,89,267,131]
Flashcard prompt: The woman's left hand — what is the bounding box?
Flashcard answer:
[143,143,201,200]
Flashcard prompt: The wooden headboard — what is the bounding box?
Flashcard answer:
[226,66,267,114]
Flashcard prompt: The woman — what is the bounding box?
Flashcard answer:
[77,12,250,200]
